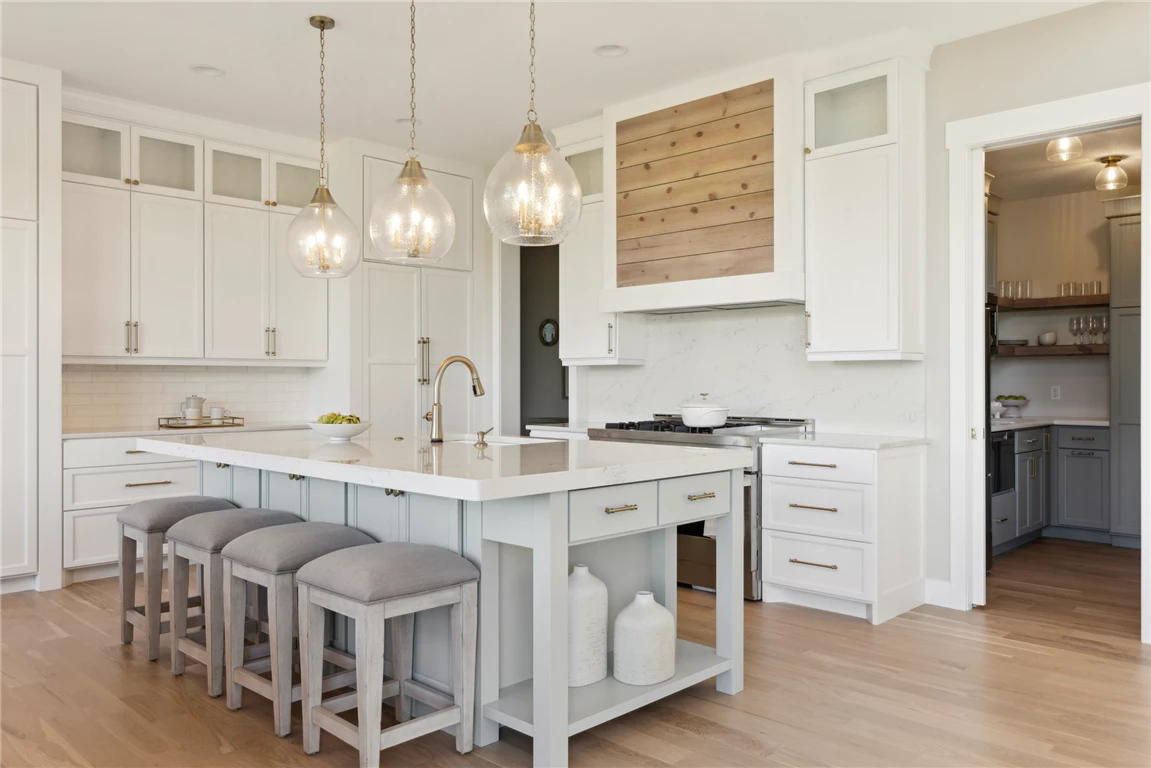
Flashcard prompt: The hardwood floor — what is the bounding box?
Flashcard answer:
[2,539,1147,767]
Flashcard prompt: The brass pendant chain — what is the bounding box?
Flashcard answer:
[318,19,327,187]
[527,1,537,124]
[409,0,418,158]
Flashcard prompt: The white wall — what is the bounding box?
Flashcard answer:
[925,1,1151,579]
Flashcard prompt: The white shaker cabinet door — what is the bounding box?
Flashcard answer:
[62,182,132,357]
[805,144,899,357]
[363,262,422,436]
[422,267,474,435]
[270,212,328,361]
[1,78,38,221]
[204,203,269,359]
[131,194,204,358]
[559,200,615,361]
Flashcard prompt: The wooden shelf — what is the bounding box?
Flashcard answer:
[996,295,1109,311]
[482,639,731,738]
[995,344,1109,357]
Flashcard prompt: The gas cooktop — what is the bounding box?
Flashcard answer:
[589,415,814,450]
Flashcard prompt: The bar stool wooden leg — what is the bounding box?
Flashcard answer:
[453,582,478,754]
[299,584,325,755]
[118,524,137,644]
[223,559,246,710]
[142,531,164,661]
[390,614,414,722]
[169,550,189,675]
[268,572,296,737]
[205,553,226,697]
[355,603,386,768]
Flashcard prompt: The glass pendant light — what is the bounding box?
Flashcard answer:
[369,0,456,264]
[483,1,582,246]
[1045,136,1083,162]
[1095,156,1128,191]
[286,16,362,279]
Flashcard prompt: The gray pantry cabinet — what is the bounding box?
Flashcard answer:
[1110,307,1141,537]
[1051,427,1111,531]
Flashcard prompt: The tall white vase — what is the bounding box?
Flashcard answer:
[568,564,608,687]
[613,591,675,685]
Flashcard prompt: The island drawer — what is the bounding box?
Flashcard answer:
[64,436,184,469]
[569,481,658,543]
[763,530,874,601]
[1057,426,1108,450]
[763,476,873,542]
[64,462,199,511]
[658,472,731,526]
[762,445,875,485]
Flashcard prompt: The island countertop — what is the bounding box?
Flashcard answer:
[136,429,751,502]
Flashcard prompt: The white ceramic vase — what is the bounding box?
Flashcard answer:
[613,591,675,686]
[568,564,608,687]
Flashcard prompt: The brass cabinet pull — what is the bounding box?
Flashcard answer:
[124,178,132,185]
[804,311,811,348]
[265,200,271,206]
[125,480,172,488]
[687,492,716,501]
[125,449,145,454]
[994,517,1009,523]
[132,321,139,353]
[125,320,132,352]
[288,473,305,481]
[607,323,614,355]
[271,327,277,357]
[1071,450,1095,456]
[1024,438,1039,444]
[215,462,230,469]
[789,558,837,570]
[803,147,812,155]
[1028,457,1036,479]
[384,488,405,497]
[1044,432,1050,453]
[788,460,837,469]
[265,327,271,356]
[131,179,140,185]
[271,201,278,207]
[1071,436,1095,441]
[604,504,637,515]
[789,503,838,513]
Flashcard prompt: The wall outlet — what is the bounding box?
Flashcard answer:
[1051,385,1061,401]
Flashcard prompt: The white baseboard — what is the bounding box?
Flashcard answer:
[1,574,37,595]
[924,578,952,607]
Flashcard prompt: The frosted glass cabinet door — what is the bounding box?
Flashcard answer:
[269,154,320,215]
[130,126,202,200]
[804,60,898,160]
[62,113,132,190]
[205,141,269,210]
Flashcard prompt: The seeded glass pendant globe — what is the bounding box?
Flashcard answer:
[287,186,362,278]
[1095,156,1128,191]
[1046,136,1083,162]
[370,159,456,264]
[484,123,582,246]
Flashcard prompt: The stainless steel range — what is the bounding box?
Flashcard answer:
[588,415,814,601]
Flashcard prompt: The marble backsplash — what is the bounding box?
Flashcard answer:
[580,305,926,435]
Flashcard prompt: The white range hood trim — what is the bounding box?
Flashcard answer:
[601,270,805,314]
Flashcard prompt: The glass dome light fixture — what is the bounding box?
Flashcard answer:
[483,1,582,246]
[1095,156,1128,191]
[286,15,362,279]
[369,0,456,265]
[1045,136,1083,162]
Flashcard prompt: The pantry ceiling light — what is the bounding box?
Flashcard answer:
[189,65,226,77]
[594,44,628,57]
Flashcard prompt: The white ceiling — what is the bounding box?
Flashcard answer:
[2,1,1091,166]
[986,124,1143,201]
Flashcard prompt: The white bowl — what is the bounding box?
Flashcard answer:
[1038,332,1057,346]
[307,421,371,442]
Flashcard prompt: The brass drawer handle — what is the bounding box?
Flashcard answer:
[789,558,838,570]
[687,492,716,501]
[384,488,405,497]
[788,460,837,469]
[604,504,637,515]
[1071,436,1095,441]
[215,462,230,469]
[994,517,1009,523]
[288,474,306,481]
[125,480,172,488]
[789,503,838,513]
[1024,438,1039,444]
[1071,451,1095,456]
[125,449,145,454]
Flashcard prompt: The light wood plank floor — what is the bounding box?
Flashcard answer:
[2,538,1147,767]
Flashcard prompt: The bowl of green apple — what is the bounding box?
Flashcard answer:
[308,412,371,442]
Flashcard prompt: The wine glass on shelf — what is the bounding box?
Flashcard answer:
[1087,315,1099,344]
[1069,316,1081,345]
[1101,314,1110,344]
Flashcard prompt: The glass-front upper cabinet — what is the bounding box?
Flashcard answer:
[62,113,132,189]
[205,141,318,214]
[131,126,203,200]
[270,154,320,214]
[804,60,898,160]
[567,147,604,199]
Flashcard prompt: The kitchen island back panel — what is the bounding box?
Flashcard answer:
[62,364,310,430]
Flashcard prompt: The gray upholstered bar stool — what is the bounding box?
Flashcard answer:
[221,522,376,737]
[117,496,237,661]
[165,509,303,696]
[296,543,479,767]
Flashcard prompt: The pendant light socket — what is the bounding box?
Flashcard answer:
[1095,155,1128,191]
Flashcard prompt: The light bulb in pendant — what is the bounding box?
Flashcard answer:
[484,123,582,246]
[1095,156,1128,191]
[287,186,362,278]
[370,159,456,264]
[1046,136,1083,162]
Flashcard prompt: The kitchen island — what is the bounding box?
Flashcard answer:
[137,429,750,766]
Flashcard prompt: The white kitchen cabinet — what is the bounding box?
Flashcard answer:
[269,211,327,361]
[62,112,132,190]
[422,267,474,435]
[131,193,204,358]
[205,203,270,359]
[130,125,202,200]
[1,79,38,221]
[205,141,318,215]
[1,219,38,577]
[62,182,132,357]
[803,59,924,362]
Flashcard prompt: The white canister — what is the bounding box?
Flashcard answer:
[613,591,675,686]
[568,565,608,687]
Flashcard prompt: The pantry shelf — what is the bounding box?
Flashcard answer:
[996,295,1110,311]
[995,344,1110,357]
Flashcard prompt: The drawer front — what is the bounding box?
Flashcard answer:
[658,472,732,526]
[763,530,874,601]
[569,481,658,543]
[990,491,1017,546]
[1057,426,1109,451]
[762,445,875,485]
[63,506,124,568]
[64,462,199,511]
[1014,429,1045,453]
[64,436,185,469]
[763,476,873,542]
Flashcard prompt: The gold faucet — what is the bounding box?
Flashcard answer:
[427,355,485,442]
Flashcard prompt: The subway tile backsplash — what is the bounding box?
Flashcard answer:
[62,365,309,431]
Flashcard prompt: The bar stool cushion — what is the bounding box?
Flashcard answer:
[117,496,237,533]
[298,542,479,604]
[222,522,375,574]
[166,508,303,553]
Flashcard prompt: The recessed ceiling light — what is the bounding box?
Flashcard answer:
[189,65,226,77]
[594,44,628,58]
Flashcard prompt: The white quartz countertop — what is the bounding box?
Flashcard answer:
[990,417,1108,433]
[136,429,751,502]
[64,421,310,440]
[757,432,929,450]
[524,422,600,434]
